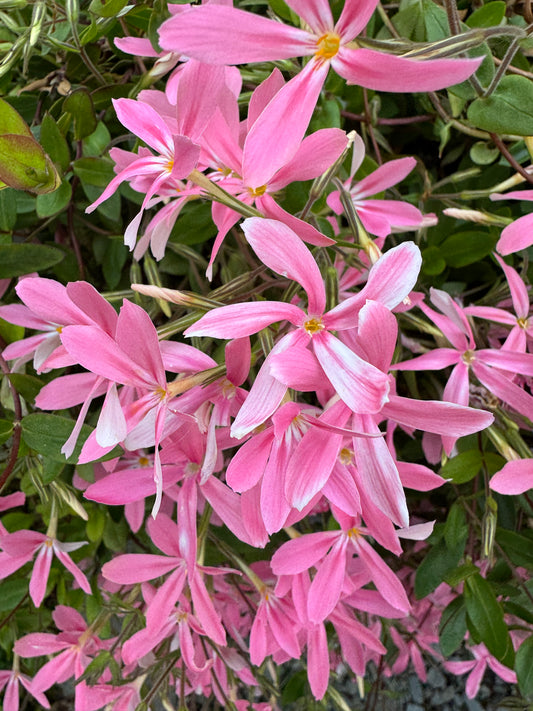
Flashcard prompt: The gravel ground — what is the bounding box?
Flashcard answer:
[333,662,519,711]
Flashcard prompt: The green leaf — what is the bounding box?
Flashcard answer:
[444,503,468,550]
[464,572,514,665]
[21,412,93,464]
[0,418,13,445]
[466,1,506,28]
[439,596,467,656]
[0,187,16,230]
[441,449,482,484]
[422,246,446,275]
[40,113,70,173]
[516,635,533,700]
[470,141,499,165]
[0,578,27,611]
[439,231,497,268]
[415,537,465,599]
[0,97,32,137]
[36,178,72,217]
[82,121,111,157]
[103,513,128,551]
[0,244,64,278]
[63,89,97,140]
[89,0,129,17]
[7,374,44,403]
[497,529,533,568]
[86,507,106,543]
[0,135,60,193]
[73,156,115,188]
[467,75,533,136]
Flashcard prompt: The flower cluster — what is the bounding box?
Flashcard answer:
[1,0,533,709]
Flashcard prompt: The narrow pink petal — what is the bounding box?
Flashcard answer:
[308,537,347,622]
[230,330,305,439]
[176,60,226,140]
[0,304,50,330]
[285,426,343,509]
[307,623,330,699]
[190,569,226,645]
[116,300,165,386]
[15,278,86,327]
[354,536,410,612]
[312,331,389,414]
[226,429,272,492]
[114,36,160,57]
[333,48,482,92]
[201,476,260,547]
[29,545,53,607]
[85,156,166,213]
[477,348,533,376]
[356,300,397,372]
[335,0,380,40]
[463,305,516,327]
[494,254,530,318]
[261,442,292,534]
[14,634,69,658]
[113,98,172,155]
[36,373,106,410]
[490,459,533,495]
[354,157,415,198]
[392,348,460,372]
[352,414,409,527]
[268,128,349,190]
[95,383,127,448]
[225,337,251,386]
[101,554,180,583]
[31,650,75,693]
[66,281,118,335]
[382,395,494,436]
[397,462,445,491]
[285,0,334,34]
[271,531,339,575]
[242,217,326,315]
[60,326,153,389]
[185,301,304,338]
[54,549,92,594]
[247,68,286,132]
[243,60,329,188]
[496,214,533,255]
[465,660,486,699]
[258,194,335,247]
[268,344,323,391]
[159,6,313,63]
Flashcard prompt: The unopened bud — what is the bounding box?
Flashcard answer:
[443,207,512,227]
[481,495,498,564]
[131,284,224,311]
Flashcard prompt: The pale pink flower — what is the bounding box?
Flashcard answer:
[327,132,434,238]
[0,530,91,607]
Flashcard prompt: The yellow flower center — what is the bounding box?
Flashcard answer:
[517,317,529,329]
[248,184,267,198]
[347,527,361,539]
[339,447,354,465]
[138,456,150,467]
[304,317,325,335]
[462,349,476,365]
[315,33,340,61]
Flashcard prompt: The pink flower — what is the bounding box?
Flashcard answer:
[327,132,435,238]
[0,530,91,607]
[445,642,517,698]
[185,218,422,436]
[0,666,50,711]
[491,189,533,255]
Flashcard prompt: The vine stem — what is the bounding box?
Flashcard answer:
[489,133,533,185]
